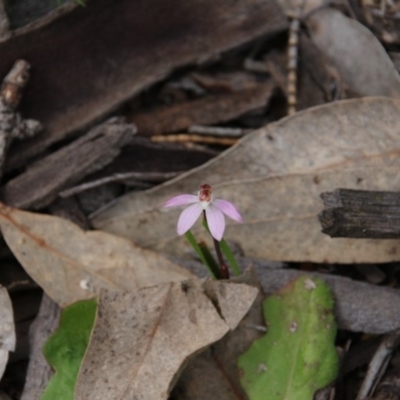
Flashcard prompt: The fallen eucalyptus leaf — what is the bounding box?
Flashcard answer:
[0,202,193,307]
[92,97,400,263]
[41,299,97,400]
[306,9,400,98]
[75,279,258,400]
[0,286,15,379]
[238,276,338,400]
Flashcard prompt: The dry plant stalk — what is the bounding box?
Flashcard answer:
[287,0,306,115]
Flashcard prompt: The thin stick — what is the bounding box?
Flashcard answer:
[59,171,182,198]
[151,134,238,146]
[287,0,306,115]
[188,125,249,138]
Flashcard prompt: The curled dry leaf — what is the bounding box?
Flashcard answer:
[92,97,400,263]
[0,286,15,379]
[0,202,193,307]
[306,9,400,98]
[75,280,258,400]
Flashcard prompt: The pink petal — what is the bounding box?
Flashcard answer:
[163,194,198,208]
[177,203,203,235]
[213,199,243,223]
[205,204,225,241]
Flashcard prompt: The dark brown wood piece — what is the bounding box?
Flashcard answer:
[130,80,275,136]
[1,119,136,209]
[319,188,400,239]
[0,0,287,171]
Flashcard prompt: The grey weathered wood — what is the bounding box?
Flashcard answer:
[0,60,41,178]
[1,119,136,209]
[0,0,9,38]
[319,188,400,239]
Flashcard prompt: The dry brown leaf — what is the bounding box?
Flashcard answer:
[306,9,400,98]
[0,286,15,379]
[0,203,193,307]
[92,97,400,263]
[75,279,258,400]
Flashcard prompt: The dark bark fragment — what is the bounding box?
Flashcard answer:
[1,120,136,209]
[319,188,400,239]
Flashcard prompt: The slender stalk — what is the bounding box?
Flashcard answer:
[203,211,229,279]
[184,230,217,279]
[201,218,241,276]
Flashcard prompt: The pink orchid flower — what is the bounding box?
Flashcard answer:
[163,184,243,241]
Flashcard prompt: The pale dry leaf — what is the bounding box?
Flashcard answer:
[0,203,193,307]
[92,97,400,263]
[0,286,15,379]
[306,8,400,98]
[203,280,259,330]
[75,279,257,400]
[173,268,264,400]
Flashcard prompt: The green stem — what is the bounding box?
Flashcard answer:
[184,230,217,279]
[202,219,241,276]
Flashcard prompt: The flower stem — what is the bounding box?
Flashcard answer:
[184,230,218,279]
[201,218,241,276]
[203,211,229,279]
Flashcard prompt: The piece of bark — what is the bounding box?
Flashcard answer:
[20,293,61,400]
[319,189,400,238]
[0,60,41,178]
[1,119,136,209]
[0,0,9,38]
[0,0,287,171]
[130,81,275,136]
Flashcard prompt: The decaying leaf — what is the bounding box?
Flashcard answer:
[92,97,400,263]
[0,0,287,170]
[238,276,338,400]
[75,279,258,400]
[306,9,400,98]
[0,286,15,380]
[0,202,193,307]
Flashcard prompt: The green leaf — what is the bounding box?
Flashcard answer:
[238,276,338,400]
[41,299,97,400]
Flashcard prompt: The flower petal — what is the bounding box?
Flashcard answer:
[163,194,198,208]
[206,204,225,241]
[177,203,203,235]
[213,199,243,223]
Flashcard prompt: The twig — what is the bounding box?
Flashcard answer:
[356,329,400,400]
[287,0,306,115]
[151,134,238,146]
[59,171,182,198]
[188,125,249,137]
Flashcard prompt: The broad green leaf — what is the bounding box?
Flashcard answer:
[41,299,97,400]
[238,276,338,400]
